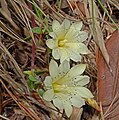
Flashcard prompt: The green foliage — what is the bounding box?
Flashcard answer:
[37,89,44,96]
[27,0,51,36]
[30,0,46,18]
[28,74,36,81]
[24,70,45,95]
[32,27,42,34]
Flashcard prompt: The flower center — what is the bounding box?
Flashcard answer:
[53,83,67,93]
[52,76,69,93]
[58,39,67,47]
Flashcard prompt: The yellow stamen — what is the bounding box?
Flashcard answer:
[58,39,67,47]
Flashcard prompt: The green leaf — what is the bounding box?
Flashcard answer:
[28,75,36,81]
[32,27,42,34]
[24,70,32,75]
[37,89,44,96]
[34,69,47,75]
[27,80,35,90]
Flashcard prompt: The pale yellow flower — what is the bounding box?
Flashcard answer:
[46,19,89,63]
[43,60,93,117]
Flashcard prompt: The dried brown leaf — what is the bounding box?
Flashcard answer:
[97,30,119,120]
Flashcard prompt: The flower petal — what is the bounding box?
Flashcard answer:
[46,39,57,49]
[66,42,89,56]
[70,53,81,62]
[44,76,52,88]
[66,42,87,52]
[68,49,81,62]
[43,89,54,101]
[70,95,85,108]
[49,32,56,38]
[61,19,71,33]
[55,92,68,99]
[52,19,70,39]
[67,64,86,77]
[77,31,88,42]
[76,76,90,86]
[66,43,82,62]
[59,60,70,76]
[66,42,80,51]
[59,48,69,63]
[52,48,60,60]
[70,75,90,86]
[65,22,82,41]
[73,22,83,31]
[53,97,63,110]
[78,43,90,54]
[77,87,94,98]
[66,31,88,43]
[49,59,59,79]
[63,100,72,117]
[52,20,60,33]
